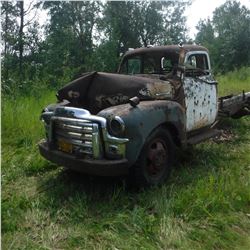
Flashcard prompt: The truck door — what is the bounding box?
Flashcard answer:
[183,51,218,132]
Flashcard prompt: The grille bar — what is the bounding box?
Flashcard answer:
[57,136,93,148]
[52,117,101,158]
[55,129,93,141]
[55,123,93,134]
[53,117,93,127]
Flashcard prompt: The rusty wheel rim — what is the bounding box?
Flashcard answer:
[146,138,168,177]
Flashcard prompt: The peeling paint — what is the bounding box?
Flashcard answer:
[183,76,217,131]
[95,94,129,108]
[139,81,173,99]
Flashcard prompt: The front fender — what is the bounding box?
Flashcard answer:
[98,100,186,167]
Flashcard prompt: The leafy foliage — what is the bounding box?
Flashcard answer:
[1,0,189,92]
[1,1,250,93]
[195,1,250,72]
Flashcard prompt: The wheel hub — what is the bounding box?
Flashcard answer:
[147,139,167,176]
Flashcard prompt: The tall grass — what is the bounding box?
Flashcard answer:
[2,91,56,180]
[1,70,250,249]
[2,91,55,147]
[217,66,250,96]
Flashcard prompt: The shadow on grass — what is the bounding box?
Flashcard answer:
[37,167,128,201]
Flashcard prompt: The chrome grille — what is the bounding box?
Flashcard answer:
[52,117,101,158]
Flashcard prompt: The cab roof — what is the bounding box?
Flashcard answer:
[123,44,208,58]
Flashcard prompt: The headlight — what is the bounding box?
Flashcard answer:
[109,116,125,136]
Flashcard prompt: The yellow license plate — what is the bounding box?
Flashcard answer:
[58,140,73,153]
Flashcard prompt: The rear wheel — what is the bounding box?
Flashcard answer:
[131,127,175,188]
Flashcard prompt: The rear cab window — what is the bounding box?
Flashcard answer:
[119,52,179,76]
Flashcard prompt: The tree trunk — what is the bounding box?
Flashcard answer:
[19,1,24,82]
[4,2,9,81]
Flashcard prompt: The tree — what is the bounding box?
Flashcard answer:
[98,1,189,72]
[161,1,188,44]
[1,1,19,85]
[195,19,217,67]
[195,19,214,46]
[1,0,44,90]
[133,1,165,46]
[213,0,250,71]
[195,1,250,72]
[18,1,24,80]
[1,0,189,93]
[103,1,188,49]
[42,1,102,83]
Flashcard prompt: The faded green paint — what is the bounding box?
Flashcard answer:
[98,100,186,166]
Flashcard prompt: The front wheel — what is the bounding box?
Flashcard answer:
[130,127,175,188]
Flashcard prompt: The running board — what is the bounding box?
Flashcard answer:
[187,129,221,145]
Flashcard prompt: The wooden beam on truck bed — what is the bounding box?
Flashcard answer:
[218,91,250,118]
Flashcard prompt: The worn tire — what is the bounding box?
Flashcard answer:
[130,127,175,188]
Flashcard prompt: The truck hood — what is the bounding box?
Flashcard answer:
[57,72,174,114]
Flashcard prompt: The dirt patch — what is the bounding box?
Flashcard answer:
[212,129,238,143]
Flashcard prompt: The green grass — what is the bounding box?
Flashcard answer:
[217,66,250,96]
[2,69,250,249]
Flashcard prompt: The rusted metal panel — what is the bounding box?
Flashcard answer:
[138,81,173,99]
[182,51,218,131]
[122,45,208,59]
[98,100,186,166]
[187,128,221,145]
[57,71,175,114]
[183,76,217,131]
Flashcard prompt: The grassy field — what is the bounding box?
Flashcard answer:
[2,68,250,249]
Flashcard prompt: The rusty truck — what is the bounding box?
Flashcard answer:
[39,44,250,187]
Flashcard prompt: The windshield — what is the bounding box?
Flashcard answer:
[119,52,179,75]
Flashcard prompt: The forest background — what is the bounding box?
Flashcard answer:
[1,0,250,96]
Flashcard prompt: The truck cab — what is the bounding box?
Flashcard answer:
[39,44,249,187]
[118,45,218,132]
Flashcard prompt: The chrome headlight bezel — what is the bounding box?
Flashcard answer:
[109,116,126,137]
[40,111,53,125]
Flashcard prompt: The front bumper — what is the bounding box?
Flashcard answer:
[39,140,129,176]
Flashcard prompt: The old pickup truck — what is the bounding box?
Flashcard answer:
[39,44,250,187]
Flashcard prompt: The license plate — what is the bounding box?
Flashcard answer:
[58,140,73,153]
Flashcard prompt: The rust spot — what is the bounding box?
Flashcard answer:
[96,93,129,108]
[139,81,173,100]
[192,116,209,130]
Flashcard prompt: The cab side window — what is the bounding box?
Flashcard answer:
[161,57,173,72]
[186,53,210,76]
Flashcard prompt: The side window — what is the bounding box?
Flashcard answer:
[161,57,173,72]
[161,56,178,76]
[187,55,197,68]
[186,53,210,76]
